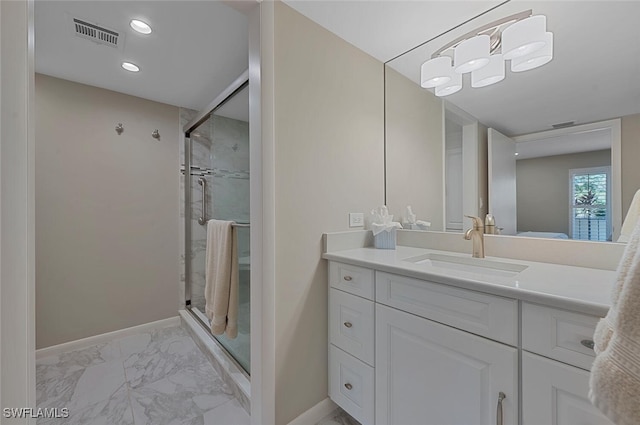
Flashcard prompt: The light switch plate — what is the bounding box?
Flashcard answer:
[349,213,364,228]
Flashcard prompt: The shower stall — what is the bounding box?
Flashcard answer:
[183,72,250,374]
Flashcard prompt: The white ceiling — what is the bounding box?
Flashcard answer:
[283,0,503,63]
[36,0,639,139]
[35,0,506,116]
[35,1,249,111]
[515,128,611,160]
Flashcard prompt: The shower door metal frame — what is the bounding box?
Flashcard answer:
[183,70,250,377]
[183,69,248,309]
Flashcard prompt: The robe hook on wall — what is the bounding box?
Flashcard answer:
[115,123,124,135]
[152,129,160,140]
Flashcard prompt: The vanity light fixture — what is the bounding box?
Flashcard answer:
[421,56,452,88]
[421,10,554,97]
[454,35,490,74]
[501,15,547,60]
[471,54,505,88]
[121,62,140,72]
[511,32,554,72]
[130,19,152,35]
[435,71,462,97]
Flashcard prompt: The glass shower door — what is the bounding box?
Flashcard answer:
[185,83,250,374]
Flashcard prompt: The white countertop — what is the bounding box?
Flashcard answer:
[323,246,616,317]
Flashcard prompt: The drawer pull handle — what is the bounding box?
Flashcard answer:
[343,276,353,282]
[496,392,506,425]
[581,339,595,350]
[344,383,353,390]
[344,322,353,328]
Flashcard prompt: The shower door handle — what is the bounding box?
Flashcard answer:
[198,177,207,225]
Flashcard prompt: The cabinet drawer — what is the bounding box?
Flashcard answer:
[329,262,374,300]
[329,288,374,366]
[329,345,374,425]
[522,303,599,370]
[376,271,518,345]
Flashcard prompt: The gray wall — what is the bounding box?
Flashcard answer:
[272,3,385,423]
[35,74,180,348]
[622,113,640,217]
[385,67,443,228]
[516,149,611,235]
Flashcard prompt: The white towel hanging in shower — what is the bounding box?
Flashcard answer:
[204,219,238,339]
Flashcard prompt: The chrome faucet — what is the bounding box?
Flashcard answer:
[464,215,485,258]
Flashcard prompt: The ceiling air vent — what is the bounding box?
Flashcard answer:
[552,121,575,129]
[73,18,120,48]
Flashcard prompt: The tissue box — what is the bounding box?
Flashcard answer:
[374,228,397,249]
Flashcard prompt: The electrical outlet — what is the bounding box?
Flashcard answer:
[349,212,364,228]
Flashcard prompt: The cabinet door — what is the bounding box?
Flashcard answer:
[376,304,517,425]
[522,352,614,425]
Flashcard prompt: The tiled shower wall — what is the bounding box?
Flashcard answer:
[178,108,250,310]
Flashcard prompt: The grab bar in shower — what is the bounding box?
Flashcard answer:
[198,177,207,225]
[197,178,249,228]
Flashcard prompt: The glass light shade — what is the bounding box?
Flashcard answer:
[421,56,452,88]
[454,35,490,74]
[501,15,548,60]
[471,54,505,88]
[511,32,553,72]
[130,19,152,35]
[435,71,462,97]
[121,62,140,72]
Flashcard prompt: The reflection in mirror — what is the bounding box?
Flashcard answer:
[385,1,640,243]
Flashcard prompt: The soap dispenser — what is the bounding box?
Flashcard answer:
[485,214,496,234]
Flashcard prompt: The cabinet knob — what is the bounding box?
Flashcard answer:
[581,339,595,350]
[344,383,353,390]
[343,322,353,328]
[343,275,353,282]
[496,392,506,425]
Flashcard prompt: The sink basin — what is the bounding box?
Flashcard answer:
[404,253,528,278]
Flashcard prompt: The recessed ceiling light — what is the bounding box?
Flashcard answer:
[122,62,140,72]
[130,19,152,35]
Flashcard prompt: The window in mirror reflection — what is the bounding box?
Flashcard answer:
[571,167,611,241]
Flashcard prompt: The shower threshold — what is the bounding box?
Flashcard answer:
[180,309,251,414]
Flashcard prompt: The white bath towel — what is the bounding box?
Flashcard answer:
[618,188,640,242]
[589,218,640,424]
[204,220,238,339]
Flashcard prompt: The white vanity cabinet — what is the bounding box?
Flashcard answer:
[521,303,614,425]
[328,262,376,425]
[376,303,517,425]
[522,352,612,425]
[327,259,613,425]
[328,261,518,425]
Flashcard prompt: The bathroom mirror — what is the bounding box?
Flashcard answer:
[385,1,640,242]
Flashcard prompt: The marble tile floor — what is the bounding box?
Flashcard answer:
[316,408,361,425]
[36,325,250,425]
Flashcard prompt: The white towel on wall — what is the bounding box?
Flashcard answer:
[204,220,238,339]
[590,218,640,424]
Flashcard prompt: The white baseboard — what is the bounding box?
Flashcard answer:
[287,398,338,425]
[36,316,180,359]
